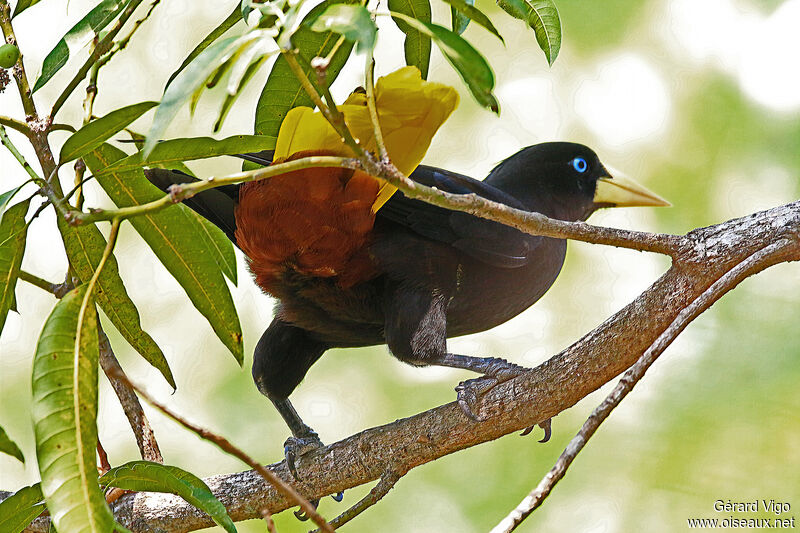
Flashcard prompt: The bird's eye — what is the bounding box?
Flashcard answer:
[572,157,588,173]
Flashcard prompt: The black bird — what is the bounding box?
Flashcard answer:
[146,142,668,475]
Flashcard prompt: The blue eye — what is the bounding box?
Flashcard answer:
[572,157,588,173]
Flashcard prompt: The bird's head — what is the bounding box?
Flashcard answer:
[485,142,669,221]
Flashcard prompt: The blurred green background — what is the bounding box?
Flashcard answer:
[1,0,799,531]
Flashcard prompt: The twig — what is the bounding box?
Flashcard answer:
[0,0,37,118]
[363,54,387,161]
[50,0,145,119]
[68,155,358,224]
[103,367,336,533]
[260,508,277,533]
[281,49,366,159]
[490,237,797,533]
[98,329,163,464]
[96,0,161,70]
[0,124,46,186]
[0,115,31,136]
[17,270,58,294]
[311,466,406,532]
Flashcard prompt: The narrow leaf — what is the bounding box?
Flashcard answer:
[0,184,27,227]
[98,135,276,175]
[0,483,46,533]
[58,101,158,165]
[32,0,130,92]
[56,219,175,388]
[31,285,115,533]
[441,0,503,42]
[388,0,432,79]
[310,4,376,53]
[100,461,236,533]
[253,0,356,139]
[166,6,243,88]
[214,55,268,133]
[145,35,243,156]
[390,13,498,112]
[496,0,560,65]
[189,210,237,284]
[0,200,29,335]
[85,144,244,364]
[0,425,25,463]
[12,0,42,17]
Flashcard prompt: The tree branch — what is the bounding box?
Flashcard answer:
[9,200,797,532]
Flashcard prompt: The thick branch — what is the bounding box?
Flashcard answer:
[10,201,795,532]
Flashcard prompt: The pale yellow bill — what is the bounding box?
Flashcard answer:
[593,168,671,207]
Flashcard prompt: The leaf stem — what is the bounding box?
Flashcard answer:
[364,53,387,160]
[0,124,46,186]
[18,270,59,294]
[0,115,32,137]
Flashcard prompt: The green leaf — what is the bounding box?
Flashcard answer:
[189,210,237,284]
[56,219,175,388]
[11,0,43,17]
[0,425,24,463]
[32,0,130,93]
[100,461,236,533]
[388,0,432,79]
[84,144,244,364]
[98,134,276,175]
[0,200,29,336]
[0,483,46,533]
[0,184,27,227]
[390,13,498,112]
[310,4,376,53]
[166,6,243,89]
[214,55,268,133]
[31,285,115,533]
[450,0,471,35]
[441,0,504,42]
[253,0,356,139]
[496,0,561,65]
[58,102,158,165]
[145,35,244,156]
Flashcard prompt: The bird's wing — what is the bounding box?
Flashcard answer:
[378,165,539,268]
[236,150,275,167]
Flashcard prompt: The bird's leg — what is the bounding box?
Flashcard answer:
[272,398,324,479]
[253,319,330,479]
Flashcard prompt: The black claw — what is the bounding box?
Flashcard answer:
[332,491,344,502]
[294,499,320,521]
[284,440,300,479]
[519,426,534,437]
[538,418,552,443]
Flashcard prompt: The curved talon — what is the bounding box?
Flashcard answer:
[284,434,324,481]
[519,418,552,442]
[455,375,499,421]
[293,499,319,521]
[332,491,345,502]
[538,418,552,443]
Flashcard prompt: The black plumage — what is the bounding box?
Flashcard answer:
[145,142,667,474]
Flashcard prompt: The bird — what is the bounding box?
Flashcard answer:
[145,140,669,480]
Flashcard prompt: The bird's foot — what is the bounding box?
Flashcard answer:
[454,357,527,420]
[284,432,324,481]
[285,432,345,520]
[520,418,552,443]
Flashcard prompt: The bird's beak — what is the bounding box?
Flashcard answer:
[594,166,671,207]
